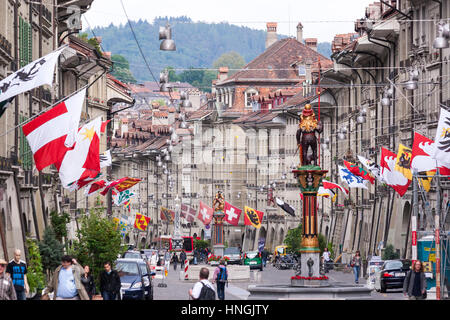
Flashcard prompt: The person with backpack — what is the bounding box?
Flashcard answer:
[188,267,216,300]
[212,258,228,300]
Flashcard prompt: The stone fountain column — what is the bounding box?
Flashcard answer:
[292,165,327,281]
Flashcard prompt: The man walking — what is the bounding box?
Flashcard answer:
[403,260,427,300]
[188,267,216,300]
[100,262,121,300]
[164,250,171,271]
[42,255,89,300]
[212,258,228,300]
[180,250,187,269]
[0,258,17,300]
[6,249,29,300]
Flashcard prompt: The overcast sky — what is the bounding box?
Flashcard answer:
[83,0,375,42]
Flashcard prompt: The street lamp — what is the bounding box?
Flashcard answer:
[159,24,176,51]
[433,20,450,49]
[404,67,419,91]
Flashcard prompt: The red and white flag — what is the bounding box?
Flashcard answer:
[181,204,196,223]
[322,181,349,196]
[224,202,242,226]
[412,131,450,176]
[84,180,107,197]
[198,201,213,225]
[380,147,411,197]
[22,89,85,171]
[57,117,102,188]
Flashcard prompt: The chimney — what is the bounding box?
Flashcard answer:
[305,38,318,52]
[218,67,229,81]
[297,22,303,43]
[265,22,278,49]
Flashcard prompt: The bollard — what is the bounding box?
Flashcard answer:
[184,259,189,280]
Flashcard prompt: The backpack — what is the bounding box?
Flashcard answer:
[218,266,228,282]
[198,282,216,300]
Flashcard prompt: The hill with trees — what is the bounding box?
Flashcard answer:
[87,16,332,88]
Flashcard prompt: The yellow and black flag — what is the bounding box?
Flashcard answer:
[244,206,263,229]
[395,144,413,181]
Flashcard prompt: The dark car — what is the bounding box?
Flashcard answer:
[374,259,411,293]
[224,247,242,265]
[116,258,155,300]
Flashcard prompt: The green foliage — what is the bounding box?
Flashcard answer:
[382,244,400,260]
[50,211,70,242]
[318,234,334,258]
[212,51,246,76]
[78,32,103,55]
[111,54,137,84]
[70,209,123,288]
[87,17,331,86]
[284,224,303,254]
[194,239,210,250]
[25,238,46,292]
[38,227,64,275]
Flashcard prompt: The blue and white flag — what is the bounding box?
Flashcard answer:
[338,165,368,189]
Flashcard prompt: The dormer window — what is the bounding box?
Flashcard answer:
[245,88,258,108]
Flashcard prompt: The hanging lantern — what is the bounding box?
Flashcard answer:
[404,68,419,91]
[157,161,162,167]
[165,154,171,162]
[357,115,366,124]
[159,24,176,51]
[433,20,450,49]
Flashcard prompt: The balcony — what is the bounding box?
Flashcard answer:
[375,135,389,146]
[412,113,426,123]
[0,156,14,172]
[400,117,411,131]
[0,33,12,64]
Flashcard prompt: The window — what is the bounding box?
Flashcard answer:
[245,89,258,108]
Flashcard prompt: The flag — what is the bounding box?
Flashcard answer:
[134,213,151,231]
[322,181,349,197]
[160,207,175,223]
[432,107,450,165]
[114,177,141,193]
[101,119,111,133]
[100,177,129,196]
[124,199,131,212]
[412,131,450,176]
[381,147,411,197]
[244,206,262,228]
[67,171,102,192]
[180,204,196,223]
[394,144,413,181]
[113,189,135,206]
[84,179,107,197]
[411,132,437,192]
[100,150,112,169]
[57,117,102,188]
[338,165,368,189]
[343,160,375,184]
[318,186,337,202]
[224,202,242,226]
[119,215,128,237]
[0,98,14,118]
[0,46,66,104]
[198,201,213,225]
[275,198,295,217]
[357,155,384,183]
[113,217,120,230]
[22,88,85,171]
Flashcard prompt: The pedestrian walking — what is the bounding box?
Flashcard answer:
[0,258,16,300]
[41,255,89,300]
[322,247,331,273]
[403,260,427,300]
[150,251,159,267]
[172,253,179,271]
[6,249,29,300]
[164,250,171,271]
[350,251,362,284]
[100,262,121,300]
[81,265,95,300]
[188,267,216,300]
[212,258,228,300]
[180,250,187,268]
[261,248,269,268]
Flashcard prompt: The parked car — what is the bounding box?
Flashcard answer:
[374,259,411,293]
[122,250,147,260]
[243,251,263,271]
[223,247,242,265]
[116,258,155,300]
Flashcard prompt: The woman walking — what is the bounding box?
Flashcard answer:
[350,251,361,284]
[173,253,179,271]
[81,265,95,300]
[403,260,427,300]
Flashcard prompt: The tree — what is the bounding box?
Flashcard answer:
[38,227,64,277]
[284,224,303,254]
[111,54,137,84]
[25,238,46,294]
[382,244,399,260]
[194,239,210,251]
[70,208,124,288]
[50,211,70,243]
[212,51,246,76]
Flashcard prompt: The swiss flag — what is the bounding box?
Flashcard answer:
[224,202,242,226]
[22,89,85,171]
[198,201,213,225]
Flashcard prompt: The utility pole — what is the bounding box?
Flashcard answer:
[412,170,418,264]
[435,169,441,300]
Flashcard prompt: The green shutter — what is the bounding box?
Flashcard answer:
[19,115,32,170]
